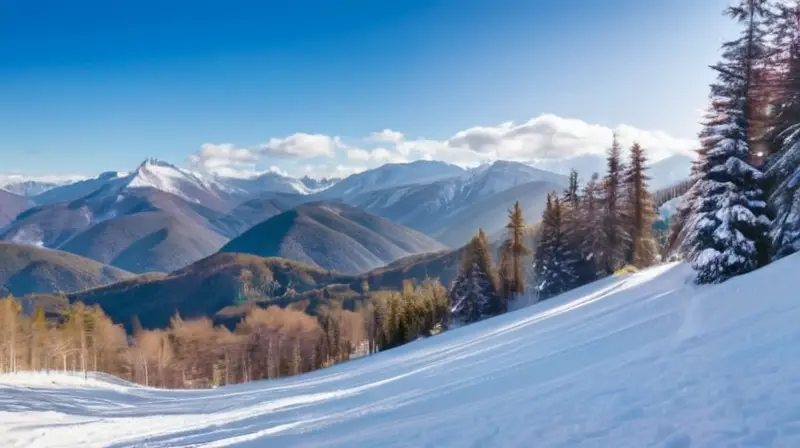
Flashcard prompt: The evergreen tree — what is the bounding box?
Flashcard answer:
[667,121,714,258]
[623,142,660,267]
[460,229,495,284]
[768,138,800,259]
[497,201,531,310]
[534,194,579,299]
[450,263,494,324]
[452,229,499,321]
[601,133,630,274]
[765,0,800,258]
[562,170,580,210]
[577,173,604,282]
[560,171,591,283]
[684,0,773,284]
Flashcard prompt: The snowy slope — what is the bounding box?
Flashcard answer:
[3,255,800,447]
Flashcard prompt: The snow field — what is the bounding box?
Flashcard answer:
[2,255,800,447]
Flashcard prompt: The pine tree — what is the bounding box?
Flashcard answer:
[624,142,660,267]
[534,194,579,299]
[765,0,800,259]
[768,138,800,259]
[497,201,531,310]
[450,263,494,324]
[684,0,773,284]
[601,133,630,274]
[578,173,604,282]
[451,229,499,322]
[560,171,590,283]
[460,229,495,284]
[562,170,580,210]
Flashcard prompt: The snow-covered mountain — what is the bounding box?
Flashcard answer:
[346,160,567,246]
[317,160,465,199]
[31,158,338,209]
[220,170,327,196]
[0,179,70,197]
[32,171,129,206]
[107,158,247,212]
[649,154,694,190]
[4,253,798,447]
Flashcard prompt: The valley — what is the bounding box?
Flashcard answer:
[0,156,689,333]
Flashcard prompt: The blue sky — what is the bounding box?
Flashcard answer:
[0,0,735,179]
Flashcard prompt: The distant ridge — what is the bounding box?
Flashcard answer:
[0,241,133,297]
[220,202,449,274]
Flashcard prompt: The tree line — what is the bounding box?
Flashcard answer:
[669,0,800,284]
[0,278,451,387]
[447,137,661,325]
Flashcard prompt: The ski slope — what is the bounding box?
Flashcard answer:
[3,255,800,447]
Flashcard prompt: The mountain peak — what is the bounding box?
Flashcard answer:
[138,157,176,170]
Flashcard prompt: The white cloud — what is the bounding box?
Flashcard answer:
[187,143,259,177]
[443,114,696,163]
[259,133,338,158]
[366,129,404,144]
[346,147,407,164]
[184,114,697,179]
[613,124,697,159]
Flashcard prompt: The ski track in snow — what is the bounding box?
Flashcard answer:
[3,256,800,447]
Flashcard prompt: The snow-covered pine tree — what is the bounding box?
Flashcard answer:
[765,0,800,258]
[450,263,494,324]
[534,194,579,299]
[451,228,499,321]
[684,0,773,284]
[768,138,800,258]
[624,142,660,267]
[601,133,630,274]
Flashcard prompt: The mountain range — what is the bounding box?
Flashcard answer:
[343,161,564,246]
[0,155,692,316]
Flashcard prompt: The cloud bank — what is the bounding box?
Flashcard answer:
[187,114,698,179]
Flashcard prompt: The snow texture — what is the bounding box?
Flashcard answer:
[3,255,800,447]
